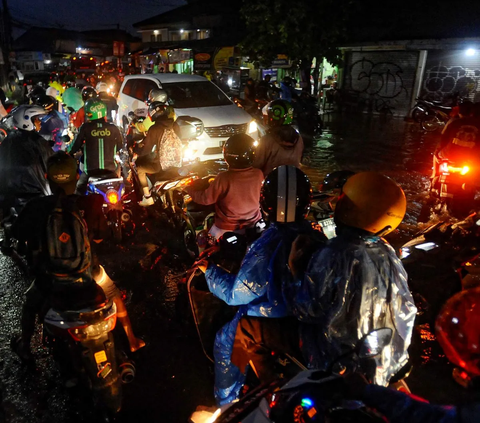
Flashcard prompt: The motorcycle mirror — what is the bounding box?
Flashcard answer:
[358,328,393,358]
[175,116,204,140]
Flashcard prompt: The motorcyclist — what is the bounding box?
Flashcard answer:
[96,81,118,123]
[344,286,480,423]
[254,99,304,176]
[185,134,264,239]
[71,86,96,130]
[135,97,181,207]
[68,98,123,195]
[198,165,326,405]
[11,151,143,360]
[36,94,66,151]
[286,172,417,387]
[256,74,273,101]
[243,78,257,114]
[0,105,52,214]
[318,170,355,210]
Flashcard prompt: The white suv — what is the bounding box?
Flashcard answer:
[117,74,258,162]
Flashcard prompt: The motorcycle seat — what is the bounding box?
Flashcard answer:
[50,283,108,317]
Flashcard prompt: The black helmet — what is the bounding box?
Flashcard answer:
[148,101,171,121]
[319,170,355,193]
[261,165,312,223]
[27,85,46,103]
[82,86,97,102]
[266,99,294,127]
[223,134,256,169]
[35,94,57,112]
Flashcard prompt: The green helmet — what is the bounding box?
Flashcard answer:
[266,99,294,127]
[85,98,107,121]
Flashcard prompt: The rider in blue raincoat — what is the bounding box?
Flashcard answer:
[286,172,417,386]
[202,166,325,405]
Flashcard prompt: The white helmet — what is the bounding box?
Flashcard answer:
[12,105,47,131]
[147,88,168,105]
[96,82,108,93]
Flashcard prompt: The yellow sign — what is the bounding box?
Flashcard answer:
[214,47,234,72]
[94,350,108,364]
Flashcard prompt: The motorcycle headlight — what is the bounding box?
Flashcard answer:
[106,189,119,204]
[248,120,258,134]
[68,303,117,341]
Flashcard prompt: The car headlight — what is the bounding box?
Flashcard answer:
[248,120,258,134]
[183,145,197,162]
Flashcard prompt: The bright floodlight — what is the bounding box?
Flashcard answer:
[466,48,476,56]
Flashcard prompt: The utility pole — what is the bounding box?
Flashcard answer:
[0,0,12,87]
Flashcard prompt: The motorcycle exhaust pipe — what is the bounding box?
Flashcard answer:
[119,360,136,384]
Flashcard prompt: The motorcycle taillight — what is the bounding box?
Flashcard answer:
[68,304,117,341]
[106,189,119,204]
[440,162,449,175]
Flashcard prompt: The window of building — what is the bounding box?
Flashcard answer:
[171,32,180,41]
[197,30,209,40]
[151,34,156,43]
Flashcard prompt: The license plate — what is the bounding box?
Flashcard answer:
[98,363,112,379]
[319,218,334,228]
[94,350,107,364]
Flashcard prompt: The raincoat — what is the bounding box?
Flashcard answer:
[284,226,417,386]
[0,130,53,197]
[362,384,479,423]
[205,221,322,405]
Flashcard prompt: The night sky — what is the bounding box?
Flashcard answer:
[9,0,185,37]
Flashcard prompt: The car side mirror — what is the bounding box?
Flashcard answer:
[175,116,204,140]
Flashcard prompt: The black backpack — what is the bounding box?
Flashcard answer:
[42,195,92,284]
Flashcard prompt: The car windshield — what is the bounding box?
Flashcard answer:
[162,81,232,108]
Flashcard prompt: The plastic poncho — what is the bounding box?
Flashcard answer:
[62,87,84,112]
[205,221,323,405]
[0,130,53,196]
[284,226,417,386]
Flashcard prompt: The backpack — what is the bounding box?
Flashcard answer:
[42,195,92,284]
[158,127,183,170]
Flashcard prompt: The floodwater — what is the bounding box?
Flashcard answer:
[0,112,469,422]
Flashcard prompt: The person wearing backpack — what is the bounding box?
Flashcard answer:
[11,151,143,361]
[136,98,182,207]
[68,98,123,195]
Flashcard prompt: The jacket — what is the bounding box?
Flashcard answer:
[284,226,417,386]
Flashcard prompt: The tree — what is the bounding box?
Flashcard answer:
[240,0,355,94]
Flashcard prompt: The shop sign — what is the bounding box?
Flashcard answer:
[113,41,125,57]
[194,48,215,70]
[214,47,234,71]
[272,54,291,68]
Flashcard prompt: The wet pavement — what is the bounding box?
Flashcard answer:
[0,111,471,422]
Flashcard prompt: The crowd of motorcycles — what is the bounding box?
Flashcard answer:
[1,87,479,422]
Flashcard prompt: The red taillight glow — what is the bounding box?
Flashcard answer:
[461,166,470,175]
[106,190,119,204]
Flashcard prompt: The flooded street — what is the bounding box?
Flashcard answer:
[0,112,469,422]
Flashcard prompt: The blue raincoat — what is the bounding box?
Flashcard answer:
[205,221,322,405]
[284,226,417,386]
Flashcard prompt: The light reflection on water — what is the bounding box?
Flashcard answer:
[301,113,440,243]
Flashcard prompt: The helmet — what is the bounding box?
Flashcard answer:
[223,134,256,169]
[147,88,168,105]
[96,82,108,93]
[266,100,294,127]
[148,101,171,122]
[35,94,57,112]
[12,105,47,131]
[436,287,480,376]
[260,165,312,223]
[319,170,355,193]
[27,85,46,103]
[84,98,107,121]
[335,172,406,235]
[82,86,97,102]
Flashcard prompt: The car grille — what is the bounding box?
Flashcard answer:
[204,123,248,138]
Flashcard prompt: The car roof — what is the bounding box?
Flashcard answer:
[123,74,207,84]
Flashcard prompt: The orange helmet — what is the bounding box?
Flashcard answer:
[436,287,480,376]
[334,172,406,235]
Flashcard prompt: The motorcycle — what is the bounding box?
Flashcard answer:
[42,286,134,418]
[0,107,18,144]
[411,97,452,132]
[232,97,268,138]
[293,93,323,144]
[430,156,476,215]
[308,192,338,239]
[400,211,480,324]
[192,328,394,423]
[87,171,133,244]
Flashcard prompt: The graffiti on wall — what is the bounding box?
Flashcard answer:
[422,65,480,102]
[347,57,410,114]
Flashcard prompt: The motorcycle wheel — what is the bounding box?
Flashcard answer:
[109,210,123,244]
[421,115,443,132]
[179,216,199,259]
[411,107,426,123]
